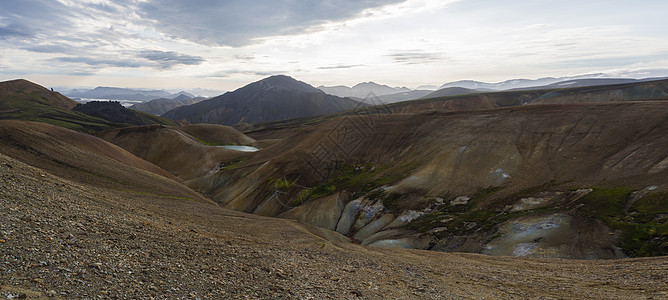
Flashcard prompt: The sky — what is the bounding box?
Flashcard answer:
[1,0,667,91]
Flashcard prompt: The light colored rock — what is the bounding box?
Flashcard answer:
[353,214,395,241]
[368,236,431,249]
[278,192,349,230]
[450,196,470,206]
[351,200,385,232]
[336,198,362,234]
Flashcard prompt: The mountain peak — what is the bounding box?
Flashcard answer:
[253,75,321,93]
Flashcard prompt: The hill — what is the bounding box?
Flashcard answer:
[128,96,206,115]
[0,79,127,132]
[0,120,205,201]
[0,79,78,109]
[162,75,365,126]
[1,124,665,298]
[94,124,256,180]
[73,101,176,126]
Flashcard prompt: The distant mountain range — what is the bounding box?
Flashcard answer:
[163,75,365,126]
[318,82,411,99]
[65,87,219,101]
[73,101,174,126]
[436,74,668,91]
[129,95,207,116]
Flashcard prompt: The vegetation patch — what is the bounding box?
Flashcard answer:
[576,188,667,256]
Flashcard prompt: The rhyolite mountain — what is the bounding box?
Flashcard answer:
[162,75,365,126]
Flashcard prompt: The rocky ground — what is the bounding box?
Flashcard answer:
[1,153,667,299]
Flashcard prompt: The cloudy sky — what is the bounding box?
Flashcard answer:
[1,0,667,90]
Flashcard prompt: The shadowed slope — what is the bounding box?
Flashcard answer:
[95,125,255,180]
[0,120,208,202]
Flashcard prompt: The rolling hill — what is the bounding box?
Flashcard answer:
[162,75,365,126]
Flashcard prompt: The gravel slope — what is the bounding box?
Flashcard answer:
[1,153,667,299]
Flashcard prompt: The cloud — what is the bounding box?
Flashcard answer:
[52,56,144,68]
[22,44,72,54]
[137,0,407,46]
[50,50,205,70]
[317,65,364,70]
[387,51,444,64]
[0,1,78,40]
[0,24,33,39]
[207,70,284,78]
[138,50,205,68]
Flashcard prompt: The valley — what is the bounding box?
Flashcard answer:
[0,76,666,298]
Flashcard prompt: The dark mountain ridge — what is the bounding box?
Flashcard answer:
[162,75,365,126]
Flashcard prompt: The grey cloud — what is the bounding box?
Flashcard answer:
[53,57,144,68]
[138,50,205,68]
[137,0,407,46]
[23,44,72,54]
[0,24,33,38]
[51,50,204,70]
[208,70,284,78]
[317,64,364,70]
[387,51,445,64]
[0,0,78,40]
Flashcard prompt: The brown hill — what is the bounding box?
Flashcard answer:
[94,124,256,180]
[0,79,153,132]
[0,79,77,109]
[0,120,207,202]
[179,124,256,145]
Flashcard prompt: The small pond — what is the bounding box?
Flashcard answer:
[219,145,259,152]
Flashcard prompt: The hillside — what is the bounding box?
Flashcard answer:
[0,120,205,201]
[129,96,206,115]
[0,79,125,132]
[0,79,78,109]
[162,75,364,126]
[94,124,256,180]
[1,121,666,298]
